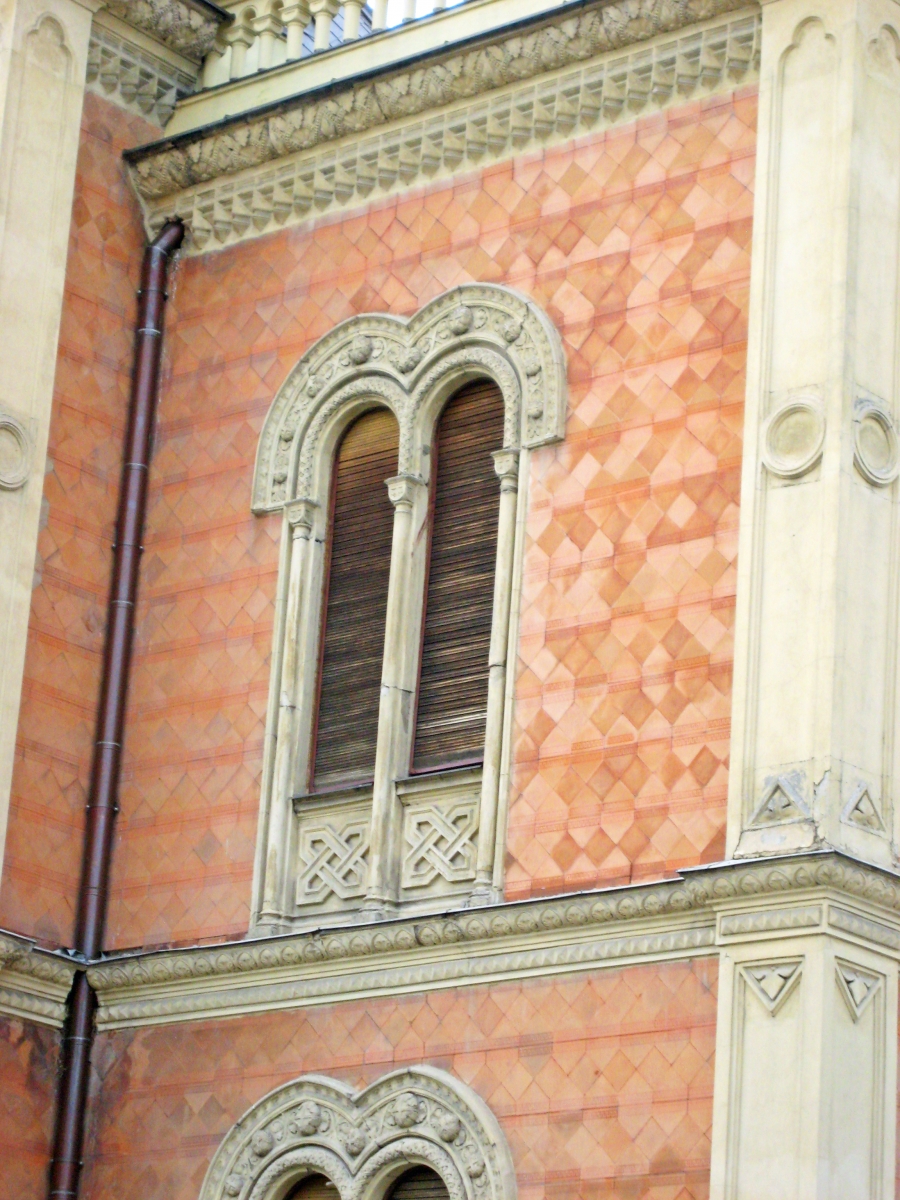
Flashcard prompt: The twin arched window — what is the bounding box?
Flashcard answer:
[311,380,505,790]
[250,286,566,930]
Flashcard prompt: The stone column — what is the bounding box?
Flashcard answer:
[470,447,519,903]
[711,0,900,1191]
[0,0,103,870]
[254,498,321,929]
[364,473,426,913]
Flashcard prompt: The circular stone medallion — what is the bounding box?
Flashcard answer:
[0,413,30,490]
[762,397,825,479]
[854,404,899,486]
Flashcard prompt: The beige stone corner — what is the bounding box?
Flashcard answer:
[0,0,105,884]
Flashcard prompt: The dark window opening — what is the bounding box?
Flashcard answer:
[412,378,505,773]
[311,407,398,790]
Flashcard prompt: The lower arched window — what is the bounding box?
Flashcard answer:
[386,1166,450,1200]
[286,1176,338,1200]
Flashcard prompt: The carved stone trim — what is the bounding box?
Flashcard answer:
[835,959,882,1022]
[741,959,803,1015]
[253,284,566,512]
[0,412,31,490]
[85,853,900,1029]
[128,8,760,251]
[104,0,229,63]
[0,933,77,1028]
[853,397,900,487]
[87,24,198,124]
[199,1067,516,1200]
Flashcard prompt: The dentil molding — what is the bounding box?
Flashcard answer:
[87,22,199,125]
[83,852,900,1030]
[201,1067,516,1200]
[124,0,760,252]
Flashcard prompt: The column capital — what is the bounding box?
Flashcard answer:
[492,447,520,492]
[385,473,424,509]
[284,497,318,534]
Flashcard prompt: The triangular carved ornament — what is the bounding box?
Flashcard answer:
[835,961,881,1022]
[742,960,803,1016]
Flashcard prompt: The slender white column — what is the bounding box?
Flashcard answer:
[255,499,320,928]
[471,447,519,901]
[364,474,426,912]
[727,0,900,865]
[310,0,339,51]
[0,0,103,874]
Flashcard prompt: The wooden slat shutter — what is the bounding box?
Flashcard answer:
[387,1167,451,1200]
[287,1176,338,1200]
[311,408,398,789]
[412,379,505,772]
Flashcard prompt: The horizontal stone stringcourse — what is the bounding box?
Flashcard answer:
[126,0,761,251]
[0,933,77,1028]
[81,852,900,1028]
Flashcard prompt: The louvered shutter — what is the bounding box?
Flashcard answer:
[311,408,398,789]
[387,1167,451,1200]
[287,1176,338,1200]
[412,379,505,772]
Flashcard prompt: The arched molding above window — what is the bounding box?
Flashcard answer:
[199,1067,516,1200]
[252,284,567,513]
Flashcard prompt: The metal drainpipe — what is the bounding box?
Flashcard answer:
[47,219,184,1200]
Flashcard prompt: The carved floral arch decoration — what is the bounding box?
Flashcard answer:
[252,284,567,513]
[199,1066,517,1200]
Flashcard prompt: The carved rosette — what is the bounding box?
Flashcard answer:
[251,284,567,512]
[198,1067,516,1200]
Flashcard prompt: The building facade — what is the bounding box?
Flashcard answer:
[0,0,898,1197]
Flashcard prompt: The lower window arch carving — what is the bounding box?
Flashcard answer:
[251,284,567,930]
[199,1066,517,1200]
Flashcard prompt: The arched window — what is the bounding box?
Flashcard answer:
[251,285,566,929]
[412,379,505,772]
[386,1166,451,1200]
[311,408,398,789]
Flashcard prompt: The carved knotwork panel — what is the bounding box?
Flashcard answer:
[294,798,371,914]
[252,284,567,512]
[399,773,480,898]
[199,1067,516,1200]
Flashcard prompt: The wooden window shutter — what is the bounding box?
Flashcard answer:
[387,1167,451,1200]
[287,1176,338,1200]
[311,408,398,789]
[412,378,505,772]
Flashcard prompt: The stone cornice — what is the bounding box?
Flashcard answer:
[104,0,230,64]
[125,0,759,217]
[88,20,199,124]
[85,852,900,1029]
[0,934,76,1029]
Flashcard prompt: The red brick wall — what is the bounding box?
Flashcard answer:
[0,1017,60,1200]
[104,88,754,950]
[82,961,717,1200]
[0,94,159,945]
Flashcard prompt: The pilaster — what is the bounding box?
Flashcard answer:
[728,0,900,863]
[0,0,103,873]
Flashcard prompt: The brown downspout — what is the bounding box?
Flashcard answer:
[47,219,184,1200]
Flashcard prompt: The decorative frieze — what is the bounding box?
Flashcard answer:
[87,25,198,125]
[126,5,760,251]
[104,0,228,63]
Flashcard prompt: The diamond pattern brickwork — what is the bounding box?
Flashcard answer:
[106,87,753,946]
[82,960,717,1200]
[0,94,161,944]
[0,1017,60,1200]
